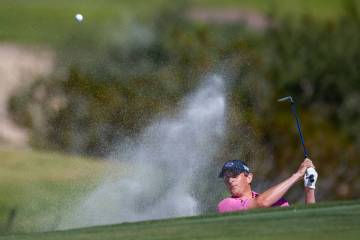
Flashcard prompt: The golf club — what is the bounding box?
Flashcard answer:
[278,96,314,182]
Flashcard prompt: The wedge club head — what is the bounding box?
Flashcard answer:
[277,96,294,104]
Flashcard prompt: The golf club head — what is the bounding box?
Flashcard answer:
[277,96,294,104]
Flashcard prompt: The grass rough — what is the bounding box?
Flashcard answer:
[0,149,107,233]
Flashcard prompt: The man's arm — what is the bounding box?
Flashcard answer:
[305,188,315,204]
[247,158,315,209]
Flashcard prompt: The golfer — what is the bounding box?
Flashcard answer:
[217,158,318,213]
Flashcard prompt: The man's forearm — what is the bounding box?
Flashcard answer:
[256,173,301,207]
[305,188,316,204]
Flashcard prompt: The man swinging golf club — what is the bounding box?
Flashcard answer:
[218,96,318,213]
[217,158,318,213]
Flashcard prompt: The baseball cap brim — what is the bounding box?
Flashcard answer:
[218,168,244,178]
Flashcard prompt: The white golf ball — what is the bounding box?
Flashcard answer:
[75,13,83,22]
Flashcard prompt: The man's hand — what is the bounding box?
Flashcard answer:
[295,158,317,203]
[304,167,318,189]
[295,158,315,180]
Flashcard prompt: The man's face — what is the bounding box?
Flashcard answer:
[223,171,252,197]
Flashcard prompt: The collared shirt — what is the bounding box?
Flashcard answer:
[217,191,289,213]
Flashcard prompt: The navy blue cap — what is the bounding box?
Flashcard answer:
[218,160,250,178]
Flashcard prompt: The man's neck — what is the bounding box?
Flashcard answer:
[232,188,253,199]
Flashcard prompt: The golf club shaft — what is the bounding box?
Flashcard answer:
[278,96,314,182]
[290,103,308,158]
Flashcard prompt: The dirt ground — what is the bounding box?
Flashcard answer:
[0,43,54,148]
[187,7,269,30]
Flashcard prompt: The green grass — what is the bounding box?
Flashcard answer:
[0,149,108,233]
[1,201,359,240]
[0,0,349,46]
[0,0,166,46]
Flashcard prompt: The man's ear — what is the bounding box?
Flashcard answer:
[247,173,253,184]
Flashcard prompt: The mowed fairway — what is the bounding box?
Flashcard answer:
[0,0,347,45]
[2,201,359,240]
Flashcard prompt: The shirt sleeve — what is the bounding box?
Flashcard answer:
[271,197,290,207]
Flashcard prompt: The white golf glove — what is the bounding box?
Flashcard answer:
[304,167,318,189]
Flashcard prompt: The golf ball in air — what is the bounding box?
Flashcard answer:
[75,14,83,22]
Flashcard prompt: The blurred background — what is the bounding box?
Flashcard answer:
[0,0,359,234]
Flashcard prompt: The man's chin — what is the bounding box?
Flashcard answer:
[230,190,241,197]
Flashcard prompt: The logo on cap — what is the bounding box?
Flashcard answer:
[225,162,234,167]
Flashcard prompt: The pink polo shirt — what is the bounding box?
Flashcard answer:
[217,191,289,213]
